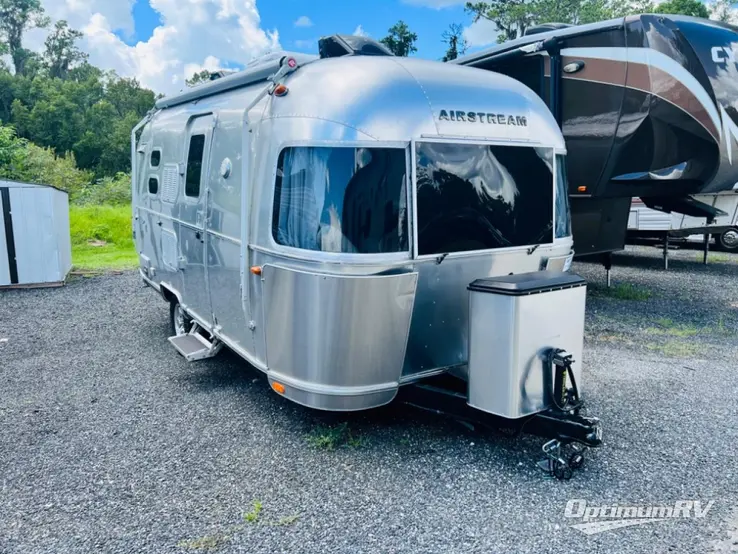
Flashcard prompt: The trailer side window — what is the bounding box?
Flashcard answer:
[272,147,408,253]
[151,150,161,167]
[185,134,206,197]
[148,176,159,195]
[415,142,554,255]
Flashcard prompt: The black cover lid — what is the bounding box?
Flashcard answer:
[468,271,585,296]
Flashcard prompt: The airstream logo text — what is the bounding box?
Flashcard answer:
[438,110,527,127]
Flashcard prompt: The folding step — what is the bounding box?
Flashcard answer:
[168,324,223,362]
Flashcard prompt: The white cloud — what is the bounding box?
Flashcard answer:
[401,0,464,7]
[463,18,500,48]
[353,25,370,37]
[23,0,280,95]
[294,15,313,27]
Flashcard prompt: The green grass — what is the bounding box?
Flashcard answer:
[646,340,704,358]
[176,533,231,551]
[243,500,263,524]
[590,282,652,301]
[647,318,700,338]
[306,422,364,450]
[69,204,138,271]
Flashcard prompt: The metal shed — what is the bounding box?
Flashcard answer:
[0,179,72,288]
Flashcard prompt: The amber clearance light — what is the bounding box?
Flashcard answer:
[273,84,289,97]
[272,382,286,394]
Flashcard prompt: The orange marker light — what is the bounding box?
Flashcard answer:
[577,186,587,193]
[273,84,288,97]
[272,382,285,394]
[250,266,262,275]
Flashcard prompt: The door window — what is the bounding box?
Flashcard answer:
[185,134,206,197]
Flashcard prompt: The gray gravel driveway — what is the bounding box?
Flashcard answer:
[1,245,737,553]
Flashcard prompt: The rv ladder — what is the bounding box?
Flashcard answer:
[168,323,223,362]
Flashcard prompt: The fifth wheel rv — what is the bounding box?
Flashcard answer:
[132,35,601,479]
[455,15,738,261]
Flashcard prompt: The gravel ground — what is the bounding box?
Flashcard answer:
[1,244,737,554]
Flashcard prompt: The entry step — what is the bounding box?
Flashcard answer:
[168,325,223,361]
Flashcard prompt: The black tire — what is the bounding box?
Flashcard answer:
[169,300,192,337]
[717,228,738,253]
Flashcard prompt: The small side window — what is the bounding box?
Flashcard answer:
[185,134,206,197]
[151,150,161,167]
[148,176,159,195]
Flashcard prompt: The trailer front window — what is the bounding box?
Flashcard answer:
[555,155,572,239]
[415,142,554,255]
[272,147,408,254]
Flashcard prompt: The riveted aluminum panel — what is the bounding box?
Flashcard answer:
[262,264,418,411]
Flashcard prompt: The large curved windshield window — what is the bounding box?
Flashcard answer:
[555,155,572,239]
[415,142,554,255]
[272,147,408,254]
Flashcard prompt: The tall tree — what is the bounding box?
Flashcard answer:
[442,23,469,61]
[654,0,709,17]
[0,0,49,75]
[466,0,534,43]
[186,69,212,87]
[708,0,737,20]
[43,20,88,80]
[380,20,419,56]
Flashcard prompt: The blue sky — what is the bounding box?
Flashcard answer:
[123,0,491,61]
[30,0,497,93]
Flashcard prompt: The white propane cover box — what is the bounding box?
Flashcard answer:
[0,180,72,288]
[467,271,587,419]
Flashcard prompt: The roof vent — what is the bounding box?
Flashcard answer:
[318,35,394,59]
[524,23,572,36]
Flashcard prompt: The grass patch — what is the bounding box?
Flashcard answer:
[69,204,137,271]
[697,252,733,264]
[177,533,231,552]
[646,340,703,358]
[306,422,364,450]
[590,282,652,301]
[243,500,262,524]
[647,318,700,338]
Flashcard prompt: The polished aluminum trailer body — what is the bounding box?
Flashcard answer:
[132,52,574,412]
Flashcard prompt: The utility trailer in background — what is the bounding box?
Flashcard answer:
[628,190,738,268]
[0,179,72,288]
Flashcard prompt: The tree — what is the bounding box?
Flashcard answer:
[43,20,88,80]
[442,23,469,61]
[466,0,654,44]
[654,0,709,16]
[0,0,49,75]
[186,69,212,87]
[466,0,535,43]
[708,0,737,21]
[380,20,418,56]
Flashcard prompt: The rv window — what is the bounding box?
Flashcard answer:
[272,147,408,253]
[151,150,161,167]
[185,134,206,197]
[555,155,571,239]
[148,176,159,195]
[415,142,554,255]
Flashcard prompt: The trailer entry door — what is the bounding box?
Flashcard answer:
[179,115,214,325]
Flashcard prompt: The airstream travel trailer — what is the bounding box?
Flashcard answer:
[455,15,738,262]
[132,35,601,478]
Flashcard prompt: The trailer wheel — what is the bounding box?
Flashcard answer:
[717,228,738,253]
[170,301,192,337]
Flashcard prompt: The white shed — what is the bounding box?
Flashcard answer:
[0,179,72,288]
